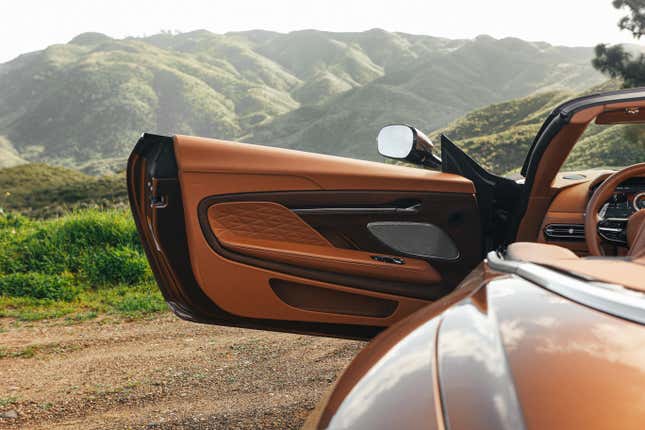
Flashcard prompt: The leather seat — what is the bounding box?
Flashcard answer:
[627,209,645,259]
[504,242,645,292]
[506,242,579,265]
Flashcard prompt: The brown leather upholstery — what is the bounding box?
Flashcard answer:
[208,202,441,284]
[506,242,645,291]
[174,135,475,194]
[209,202,331,247]
[516,123,589,241]
[221,237,440,284]
[585,163,645,256]
[517,96,645,242]
[547,259,645,291]
[596,108,645,124]
[627,209,645,259]
[173,135,464,327]
[506,242,579,265]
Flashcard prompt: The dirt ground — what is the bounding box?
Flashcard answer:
[0,314,364,429]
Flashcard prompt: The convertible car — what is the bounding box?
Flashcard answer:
[127,88,645,429]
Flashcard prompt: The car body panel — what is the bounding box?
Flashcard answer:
[493,276,645,430]
[314,264,493,429]
[315,262,645,430]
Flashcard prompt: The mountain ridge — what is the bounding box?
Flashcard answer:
[0,29,605,173]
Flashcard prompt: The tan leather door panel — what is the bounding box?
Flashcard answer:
[129,133,480,338]
[174,135,475,193]
[169,134,479,334]
[208,202,441,284]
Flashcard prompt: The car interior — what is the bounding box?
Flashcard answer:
[503,100,645,292]
[127,90,645,339]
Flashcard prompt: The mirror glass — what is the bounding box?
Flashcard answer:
[377,125,414,159]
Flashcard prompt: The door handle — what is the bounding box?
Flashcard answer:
[292,202,421,216]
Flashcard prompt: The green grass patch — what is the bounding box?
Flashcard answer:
[0,209,167,321]
[0,272,78,301]
[0,396,19,407]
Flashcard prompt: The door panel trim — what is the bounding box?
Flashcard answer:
[196,190,480,299]
[269,279,399,318]
[367,222,461,260]
[207,201,441,284]
[129,137,394,339]
[174,135,476,194]
[162,134,482,337]
[292,202,422,215]
[198,198,447,301]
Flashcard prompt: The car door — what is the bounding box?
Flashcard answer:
[128,133,482,339]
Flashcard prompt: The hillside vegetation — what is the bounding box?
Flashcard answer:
[432,80,645,174]
[0,30,604,172]
[0,209,164,321]
[0,163,127,218]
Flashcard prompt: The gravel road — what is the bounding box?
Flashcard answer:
[0,314,363,429]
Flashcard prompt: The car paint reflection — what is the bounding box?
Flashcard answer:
[327,318,441,430]
[438,291,526,430]
[482,276,645,429]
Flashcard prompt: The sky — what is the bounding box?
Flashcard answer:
[1,0,643,63]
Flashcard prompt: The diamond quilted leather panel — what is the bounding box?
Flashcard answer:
[208,201,332,247]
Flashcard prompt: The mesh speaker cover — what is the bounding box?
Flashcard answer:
[367,222,459,260]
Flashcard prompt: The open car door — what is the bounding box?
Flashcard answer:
[128,133,482,339]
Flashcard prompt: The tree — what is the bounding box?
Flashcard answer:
[614,0,645,38]
[593,0,645,87]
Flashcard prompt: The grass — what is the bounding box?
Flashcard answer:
[0,284,167,322]
[0,164,127,218]
[0,396,18,407]
[0,208,168,321]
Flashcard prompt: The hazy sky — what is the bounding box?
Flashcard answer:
[2,0,643,63]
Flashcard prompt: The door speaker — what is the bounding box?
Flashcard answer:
[367,222,459,260]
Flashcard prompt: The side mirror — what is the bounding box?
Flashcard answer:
[377,125,441,168]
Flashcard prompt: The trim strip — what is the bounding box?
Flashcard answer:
[292,203,421,215]
[487,251,645,325]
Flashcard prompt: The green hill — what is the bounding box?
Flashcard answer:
[432,80,645,175]
[246,34,605,161]
[0,164,126,218]
[0,29,604,172]
[2,82,642,220]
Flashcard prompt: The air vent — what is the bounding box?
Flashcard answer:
[544,224,585,241]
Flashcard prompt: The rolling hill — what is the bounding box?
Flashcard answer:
[3,81,644,218]
[0,29,605,173]
[431,80,645,175]
[0,163,126,217]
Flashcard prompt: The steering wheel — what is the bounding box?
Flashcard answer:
[585,163,645,257]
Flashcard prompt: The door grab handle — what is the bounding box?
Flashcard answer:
[292,202,421,216]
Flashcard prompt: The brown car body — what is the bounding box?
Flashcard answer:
[128,88,645,429]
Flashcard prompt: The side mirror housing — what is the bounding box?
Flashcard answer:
[377,124,441,168]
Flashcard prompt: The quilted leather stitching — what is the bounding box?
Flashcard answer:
[209,202,331,247]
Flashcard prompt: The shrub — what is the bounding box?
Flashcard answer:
[0,212,30,230]
[0,208,162,320]
[0,272,78,301]
[81,246,151,286]
[0,209,145,276]
[50,210,140,251]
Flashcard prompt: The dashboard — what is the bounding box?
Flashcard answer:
[541,173,645,253]
[598,177,645,219]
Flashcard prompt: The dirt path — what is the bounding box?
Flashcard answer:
[0,314,364,429]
